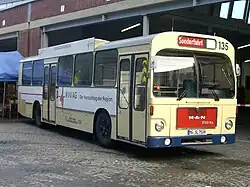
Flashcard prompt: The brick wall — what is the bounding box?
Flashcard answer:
[0,5,28,28]
[1,0,125,56]
[18,30,29,57]
[28,27,41,56]
[18,28,41,57]
[31,0,124,21]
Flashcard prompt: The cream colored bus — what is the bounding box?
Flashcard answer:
[18,31,237,148]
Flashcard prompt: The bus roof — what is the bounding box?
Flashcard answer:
[20,31,232,63]
[96,31,232,51]
[96,34,157,51]
[20,55,41,63]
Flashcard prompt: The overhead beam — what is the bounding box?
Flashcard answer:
[0,0,24,5]
[42,0,226,32]
[169,9,250,35]
[0,32,17,40]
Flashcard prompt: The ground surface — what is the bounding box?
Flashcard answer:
[0,120,249,187]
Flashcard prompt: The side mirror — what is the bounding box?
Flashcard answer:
[236,64,241,77]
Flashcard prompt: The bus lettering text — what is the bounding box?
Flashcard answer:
[218,41,228,51]
[65,91,77,99]
[189,116,206,120]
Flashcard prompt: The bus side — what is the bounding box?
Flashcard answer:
[18,60,44,120]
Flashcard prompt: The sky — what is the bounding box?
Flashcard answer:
[220,0,248,21]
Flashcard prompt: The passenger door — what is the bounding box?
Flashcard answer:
[42,64,57,123]
[132,54,148,143]
[42,65,49,121]
[117,54,148,144]
[49,64,57,122]
[117,56,131,140]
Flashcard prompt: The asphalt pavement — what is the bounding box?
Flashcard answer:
[0,120,249,187]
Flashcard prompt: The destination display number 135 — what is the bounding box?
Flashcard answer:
[218,41,228,51]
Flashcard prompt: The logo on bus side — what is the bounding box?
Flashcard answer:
[188,116,206,120]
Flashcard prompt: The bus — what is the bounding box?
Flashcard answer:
[18,31,237,148]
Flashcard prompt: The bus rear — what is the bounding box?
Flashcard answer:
[147,32,236,148]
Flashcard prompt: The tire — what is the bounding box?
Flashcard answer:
[34,105,43,128]
[95,111,113,148]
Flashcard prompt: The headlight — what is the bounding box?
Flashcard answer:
[155,121,164,132]
[225,119,233,130]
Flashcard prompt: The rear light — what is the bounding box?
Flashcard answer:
[153,85,161,91]
[150,105,154,116]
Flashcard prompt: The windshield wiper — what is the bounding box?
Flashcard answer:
[177,79,195,101]
[211,90,220,101]
[177,89,187,101]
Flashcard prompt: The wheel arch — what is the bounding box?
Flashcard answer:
[32,100,41,119]
[93,108,110,135]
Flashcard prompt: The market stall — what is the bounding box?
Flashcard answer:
[0,51,22,119]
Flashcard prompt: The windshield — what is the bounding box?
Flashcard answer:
[153,51,235,99]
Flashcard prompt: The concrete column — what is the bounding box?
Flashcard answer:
[143,15,149,36]
[41,27,48,48]
[193,0,197,6]
[208,25,213,35]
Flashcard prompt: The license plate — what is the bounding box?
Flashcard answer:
[187,129,206,136]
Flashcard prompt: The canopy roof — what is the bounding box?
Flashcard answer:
[0,51,23,82]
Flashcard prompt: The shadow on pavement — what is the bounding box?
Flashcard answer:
[11,118,223,161]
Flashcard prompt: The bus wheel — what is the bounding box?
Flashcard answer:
[34,105,43,128]
[95,112,113,148]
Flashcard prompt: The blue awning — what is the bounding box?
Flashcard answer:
[0,51,23,82]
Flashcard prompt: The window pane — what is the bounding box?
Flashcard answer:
[74,53,93,86]
[22,62,33,85]
[134,58,147,111]
[232,0,246,19]
[119,59,130,109]
[50,66,57,101]
[32,60,44,86]
[220,2,230,19]
[153,52,196,98]
[94,50,118,86]
[44,67,49,84]
[58,55,73,86]
[43,66,49,100]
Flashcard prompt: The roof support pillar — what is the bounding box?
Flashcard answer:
[244,0,250,23]
[143,15,149,36]
[41,27,48,48]
[193,0,198,6]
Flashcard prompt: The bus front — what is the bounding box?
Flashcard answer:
[147,32,236,148]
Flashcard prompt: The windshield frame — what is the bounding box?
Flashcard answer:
[152,50,236,100]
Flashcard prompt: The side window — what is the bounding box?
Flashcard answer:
[22,62,33,85]
[134,57,148,111]
[58,55,73,86]
[74,53,93,86]
[32,60,44,86]
[119,59,130,109]
[94,50,118,87]
[43,66,49,100]
[50,66,57,101]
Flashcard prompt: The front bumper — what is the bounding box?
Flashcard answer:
[146,134,235,148]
